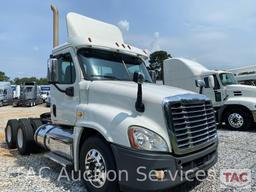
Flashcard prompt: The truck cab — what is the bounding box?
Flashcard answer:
[13,82,42,107]
[5,6,218,192]
[164,58,256,130]
[0,82,13,106]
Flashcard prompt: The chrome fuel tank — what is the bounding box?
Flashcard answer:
[34,124,73,160]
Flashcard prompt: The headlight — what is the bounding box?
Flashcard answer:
[128,126,168,152]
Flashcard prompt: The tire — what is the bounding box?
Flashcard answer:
[224,108,252,130]
[80,137,119,192]
[29,118,43,132]
[17,119,35,155]
[0,101,3,107]
[5,119,19,149]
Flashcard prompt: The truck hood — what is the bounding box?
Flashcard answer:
[226,84,256,97]
[89,81,197,111]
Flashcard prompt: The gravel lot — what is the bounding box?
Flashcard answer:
[0,105,256,192]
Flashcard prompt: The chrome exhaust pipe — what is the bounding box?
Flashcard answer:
[51,4,59,48]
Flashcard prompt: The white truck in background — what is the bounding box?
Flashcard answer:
[229,65,256,86]
[0,82,13,106]
[5,5,218,192]
[40,85,50,102]
[12,84,21,99]
[163,58,256,130]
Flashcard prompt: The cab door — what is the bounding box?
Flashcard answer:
[202,75,223,107]
[51,48,80,125]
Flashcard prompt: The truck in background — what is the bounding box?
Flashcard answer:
[229,65,256,86]
[163,58,256,130]
[13,82,43,107]
[40,85,50,102]
[11,85,21,99]
[5,5,218,192]
[0,82,13,106]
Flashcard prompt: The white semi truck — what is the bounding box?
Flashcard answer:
[164,58,256,130]
[5,5,218,192]
[0,81,13,106]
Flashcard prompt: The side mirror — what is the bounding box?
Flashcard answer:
[133,72,145,84]
[195,79,206,88]
[47,58,59,84]
[208,75,215,88]
[133,72,145,112]
[149,70,156,83]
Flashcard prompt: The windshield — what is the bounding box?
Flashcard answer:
[219,73,237,86]
[21,87,33,93]
[78,49,152,82]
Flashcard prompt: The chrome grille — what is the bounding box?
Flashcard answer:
[163,94,217,154]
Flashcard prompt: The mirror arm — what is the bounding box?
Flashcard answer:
[135,84,145,112]
[52,83,65,93]
[52,83,74,97]
[199,86,203,94]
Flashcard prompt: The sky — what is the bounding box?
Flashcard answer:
[1,0,256,79]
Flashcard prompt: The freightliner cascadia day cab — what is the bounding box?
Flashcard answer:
[5,5,218,192]
[164,58,256,131]
[0,81,13,106]
[12,82,43,107]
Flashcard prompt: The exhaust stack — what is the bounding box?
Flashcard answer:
[51,4,59,48]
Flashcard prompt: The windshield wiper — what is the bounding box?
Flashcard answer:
[90,75,121,80]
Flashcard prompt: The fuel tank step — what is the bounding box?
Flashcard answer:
[45,152,73,167]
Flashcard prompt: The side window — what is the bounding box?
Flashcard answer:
[57,54,76,84]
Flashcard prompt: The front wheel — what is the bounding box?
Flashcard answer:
[224,108,252,130]
[80,137,119,192]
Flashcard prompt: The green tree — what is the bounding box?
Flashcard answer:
[148,50,172,80]
[0,71,10,81]
[13,77,48,85]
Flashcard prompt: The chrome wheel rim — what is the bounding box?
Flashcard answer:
[228,113,244,128]
[17,128,23,148]
[84,149,107,188]
[6,125,12,143]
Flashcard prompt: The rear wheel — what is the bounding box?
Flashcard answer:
[30,118,43,132]
[5,119,19,149]
[224,108,252,130]
[17,119,35,155]
[80,137,119,192]
[0,101,3,107]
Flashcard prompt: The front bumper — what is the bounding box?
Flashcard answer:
[111,142,217,192]
[2,99,9,105]
[13,99,30,107]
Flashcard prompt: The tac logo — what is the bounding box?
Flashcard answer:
[220,169,251,189]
